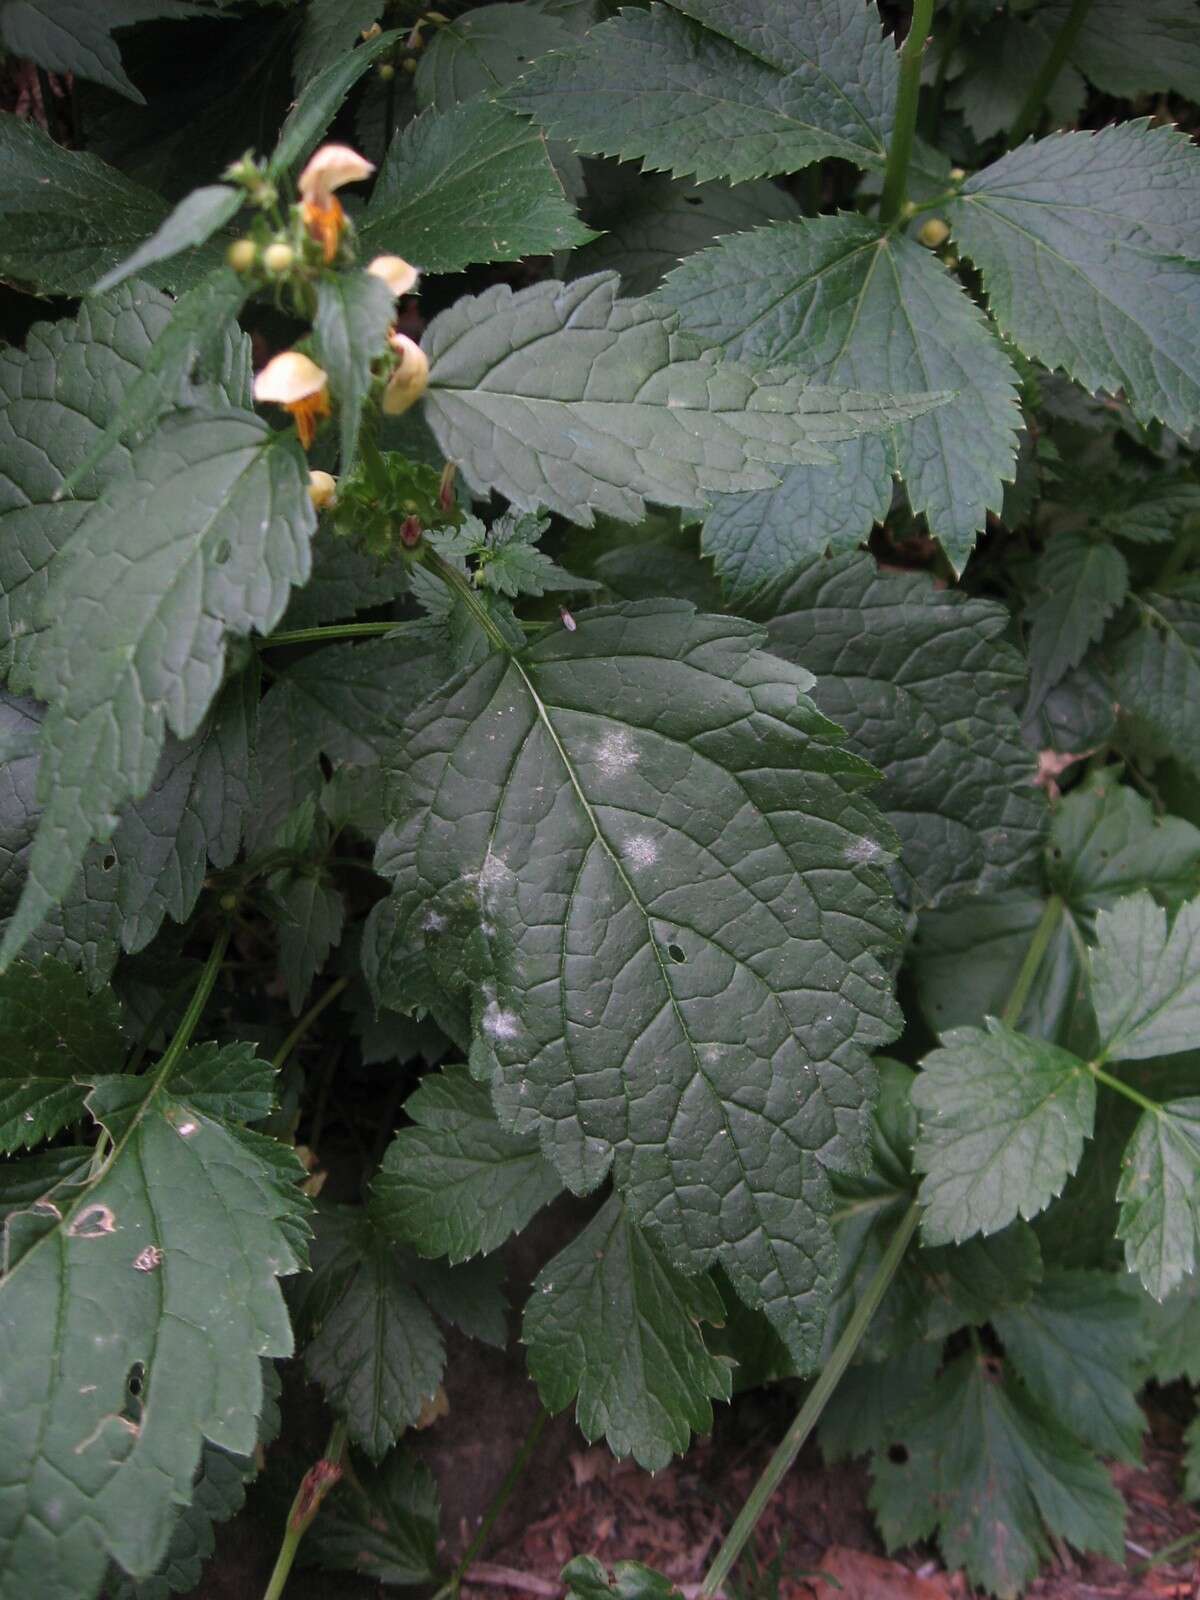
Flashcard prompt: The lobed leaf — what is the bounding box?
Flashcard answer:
[1024,531,1129,709]
[1091,890,1200,1061]
[1117,1098,1200,1299]
[313,269,397,468]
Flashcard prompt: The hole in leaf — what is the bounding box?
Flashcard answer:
[887,1443,909,1465]
[101,852,117,871]
[667,943,686,963]
[214,539,232,565]
[684,196,703,206]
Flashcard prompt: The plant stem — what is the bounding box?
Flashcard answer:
[1089,1063,1161,1115]
[422,547,514,653]
[262,1421,349,1600]
[154,925,232,1087]
[926,0,967,135]
[879,0,935,225]
[441,1410,548,1600]
[272,975,350,1073]
[1000,894,1064,1028]
[699,1200,921,1598]
[259,621,401,649]
[1155,524,1200,587]
[1007,0,1093,146]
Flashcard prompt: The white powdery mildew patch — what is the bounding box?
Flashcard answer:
[482,998,521,1043]
[594,729,639,777]
[843,835,886,866]
[623,833,658,868]
[479,848,514,891]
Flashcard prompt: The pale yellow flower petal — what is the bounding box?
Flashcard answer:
[298,143,375,208]
[367,254,420,297]
[254,351,328,404]
[382,333,429,415]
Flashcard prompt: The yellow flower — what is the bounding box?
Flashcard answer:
[367,254,420,297]
[307,470,337,510]
[254,351,331,449]
[382,332,429,415]
[297,143,375,262]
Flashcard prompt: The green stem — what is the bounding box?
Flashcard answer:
[259,621,400,649]
[262,1421,349,1600]
[156,926,232,1085]
[699,1201,921,1599]
[879,0,935,225]
[1007,0,1093,146]
[1155,523,1200,587]
[444,1410,548,1599]
[926,0,967,135]
[1000,894,1064,1028]
[422,547,513,654]
[272,975,350,1073]
[1089,1063,1160,1115]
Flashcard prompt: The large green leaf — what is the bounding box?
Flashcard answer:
[1109,593,1200,778]
[994,1270,1147,1464]
[293,0,385,89]
[1092,891,1200,1061]
[911,1020,1096,1245]
[0,0,204,102]
[870,1349,1124,1600]
[366,601,903,1364]
[0,116,222,297]
[660,215,1021,578]
[0,414,314,971]
[946,122,1200,436]
[310,1450,440,1586]
[506,0,896,183]
[416,1,582,110]
[293,1205,505,1458]
[764,556,1044,909]
[373,1064,562,1262]
[570,163,799,298]
[268,28,404,175]
[0,959,124,1152]
[360,97,594,274]
[1117,1098,1200,1299]
[1064,0,1200,100]
[0,1043,307,1600]
[1049,771,1200,921]
[1024,531,1129,708]
[523,1195,731,1470]
[421,272,947,527]
[0,282,243,695]
[92,186,242,297]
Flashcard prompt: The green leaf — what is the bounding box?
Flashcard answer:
[994,1270,1147,1464]
[417,2,582,111]
[360,97,594,274]
[249,634,445,853]
[0,1045,306,1600]
[0,959,124,1152]
[313,269,397,469]
[422,272,947,527]
[367,601,903,1364]
[870,1349,1124,1600]
[911,1019,1096,1245]
[92,185,242,296]
[523,1195,732,1471]
[947,12,1086,144]
[1025,531,1129,707]
[764,555,1044,909]
[472,510,598,600]
[294,1205,506,1458]
[0,0,204,102]
[570,163,799,298]
[273,873,345,1014]
[0,1144,90,1226]
[294,0,384,89]
[1048,770,1200,921]
[946,122,1200,436]
[276,535,409,630]
[1,413,314,970]
[506,0,896,184]
[818,1343,942,1464]
[373,1064,562,1262]
[563,1555,683,1600]
[1117,1098,1200,1299]
[1092,891,1200,1061]
[310,1450,440,1586]
[1142,1274,1200,1383]
[59,268,254,500]
[269,28,404,176]
[1109,594,1200,778]
[1065,0,1200,100]
[0,115,220,297]
[660,215,1021,578]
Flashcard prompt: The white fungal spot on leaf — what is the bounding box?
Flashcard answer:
[133,1245,164,1272]
[623,834,658,868]
[594,729,638,777]
[482,999,520,1042]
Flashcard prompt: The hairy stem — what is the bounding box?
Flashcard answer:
[1089,1063,1161,1115]
[699,1201,921,1598]
[262,1421,349,1600]
[1000,894,1064,1028]
[1008,0,1093,146]
[260,621,401,649]
[879,0,936,225]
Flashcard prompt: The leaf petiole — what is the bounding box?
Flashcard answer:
[879,0,936,225]
[1007,0,1094,147]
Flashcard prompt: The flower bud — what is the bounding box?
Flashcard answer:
[308,470,337,511]
[399,513,423,547]
[226,238,258,272]
[378,62,395,81]
[403,56,418,73]
[917,217,951,249]
[254,351,332,448]
[263,241,295,274]
[382,332,429,415]
[950,166,966,182]
[367,254,420,297]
